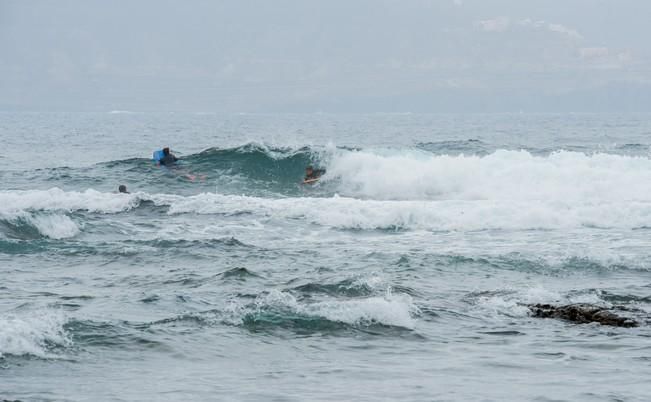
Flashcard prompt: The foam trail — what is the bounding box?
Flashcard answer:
[4,188,647,232]
[157,193,651,230]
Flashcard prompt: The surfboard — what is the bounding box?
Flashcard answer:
[153,150,164,162]
[303,177,320,185]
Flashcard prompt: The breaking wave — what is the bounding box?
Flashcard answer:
[15,143,651,201]
[0,213,80,240]
[324,148,651,201]
[241,289,419,331]
[3,146,651,234]
[0,309,70,359]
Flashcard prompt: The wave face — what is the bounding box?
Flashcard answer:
[184,144,316,182]
[103,143,322,196]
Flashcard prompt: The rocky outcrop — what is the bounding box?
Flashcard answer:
[528,303,639,327]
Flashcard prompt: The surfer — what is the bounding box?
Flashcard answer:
[303,165,326,184]
[118,184,129,194]
[159,147,178,166]
[153,147,206,182]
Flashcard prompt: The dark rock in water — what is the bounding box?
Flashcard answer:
[528,303,639,328]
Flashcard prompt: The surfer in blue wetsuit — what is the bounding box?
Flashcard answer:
[159,147,178,166]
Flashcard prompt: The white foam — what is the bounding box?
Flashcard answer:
[0,188,140,215]
[309,294,418,329]
[108,110,137,114]
[159,192,651,231]
[0,310,70,358]
[349,273,388,291]
[28,214,80,239]
[255,289,418,329]
[325,148,651,202]
[475,294,532,319]
[472,286,606,319]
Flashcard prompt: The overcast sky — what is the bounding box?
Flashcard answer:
[1,0,650,112]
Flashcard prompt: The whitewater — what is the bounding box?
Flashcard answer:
[1,112,650,402]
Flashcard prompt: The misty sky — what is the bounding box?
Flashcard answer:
[1,0,650,112]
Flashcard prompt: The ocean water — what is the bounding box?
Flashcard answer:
[1,112,650,402]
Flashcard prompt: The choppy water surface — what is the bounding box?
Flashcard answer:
[1,112,651,402]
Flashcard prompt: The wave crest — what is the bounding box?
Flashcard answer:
[0,310,70,358]
[243,289,419,330]
[0,213,79,240]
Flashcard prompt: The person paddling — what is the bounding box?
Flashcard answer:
[159,147,178,166]
[153,147,207,182]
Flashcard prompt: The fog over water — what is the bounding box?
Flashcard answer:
[2,0,651,112]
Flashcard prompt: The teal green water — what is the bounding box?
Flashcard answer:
[1,112,650,401]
